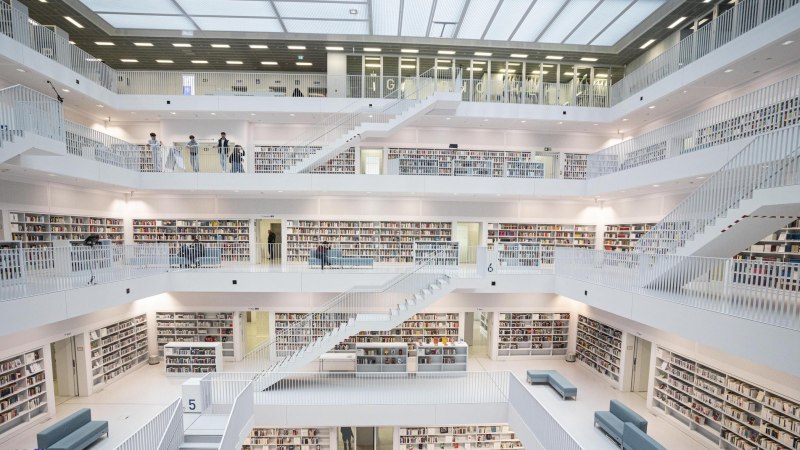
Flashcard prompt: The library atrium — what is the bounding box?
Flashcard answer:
[0,0,799,449]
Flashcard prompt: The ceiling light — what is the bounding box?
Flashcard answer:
[15,68,25,72]
[96,104,104,108]
[349,8,358,14]
[436,66,450,70]
[782,40,794,45]
[557,122,563,125]
[446,118,450,120]
[667,17,687,29]
[437,59,451,63]
[639,39,656,49]
[365,63,381,68]
[296,62,312,66]
[622,118,629,122]
[697,18,709,25]
[563,72,574,76]
[211,44,230,48]
[170,112,176,115]
[474,52,492,56]
[287,45,306,50]
[226,61,243,65]
[545,55,563,60]
[85,58,102,62]
[724,68,733,73]
[580,57,598,62]
[250,113,255,116]
[652,184,660,187]
[210,112,216,115]
[156,59,173,63]
[696,176,706,179]
[365,56,381,61]
[120,59,138,62]
[249,44,269,49]
[289,113,295,117]
[530,70,548,74]
[191,60,208,64]
[401,64,416,69]
[401,49,418,53]
[648,105,655,109]
[173,43,192,47]
[593,123,598,126]
[596,73,608,78]
[95,41,114,46]
[326,46,344,51]
[261,61,278,65]
[133,42,153,47]
[510,54,527,58]
[507,63,520,66]
[498,69,516,73]
[521,120,527,123]
[483,119,488,122]
[64,16,84,28]
[61,89,69,92]
[466,68,483,71]
[472,61,486,65]
[438,50,455,55]
[363,47,381,52]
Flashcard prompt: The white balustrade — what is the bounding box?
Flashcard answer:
[508,375,583,450]
[0,85,63,143]
[218,381,255,449]
[115,398,182,450]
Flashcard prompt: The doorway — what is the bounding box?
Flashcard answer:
[256,219,281,265]
[244,311,270,353]
[50,336,79,403]
[629,336,653,398]
[360,149,383,175]
[338,426,392,450]
[465,311,489,359]
[456,222,480,263]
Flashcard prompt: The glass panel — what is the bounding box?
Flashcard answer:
[525,62,542,104]
[456,59,471,100]
[541,63,558,105]
[489,60,504,102]
[399,57,417,99]
[364,55,382,98]
[435,58,454,92]
[575,66,592,107]
[383,56,399,97]
[471,60,488,102]
[346,55,362,98]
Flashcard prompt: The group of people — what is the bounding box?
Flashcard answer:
[146,131,245,173]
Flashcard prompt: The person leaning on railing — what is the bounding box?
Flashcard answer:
[187,135,199,172]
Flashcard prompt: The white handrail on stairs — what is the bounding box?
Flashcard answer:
[635,126,800,255]
[218,381,254,450]
[65,121,140,168]
[115,398,182,450]
[0,85,64,143]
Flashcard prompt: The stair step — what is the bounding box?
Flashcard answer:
[183,434,222,443]
[180,442,221,450]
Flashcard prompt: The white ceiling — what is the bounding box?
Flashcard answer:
[79,0,667,46]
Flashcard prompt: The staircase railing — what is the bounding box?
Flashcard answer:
[65,121,141,169]
[285,67,461,173]
[218,381,254,450]
[635,127,800,254]
[0,85,63,143]
[115,398,182,450]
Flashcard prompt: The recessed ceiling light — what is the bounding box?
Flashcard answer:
[438,50,456,55]
[648,105,655,109]
[249,44,269,49]
[474,52,492,56]
[557,122,563,125]
[783,40,794,45]
[595,73,608,78]
[289,113,295,117]
[156,59,173,63]
[696,176,706,179]
[287,45,306,50]
[365,56,381,61]
[64,16,84,28]
[639,39,656,49]
[326,46,344,51]
[226,61,243,65]
[563,72,575,76]
[133,42,153,47]
[507,62,520,66]
[580,57,598,62]
[521,120,526,123]
[191,60,208,64]
[173,43,191,47]
[261,61,278,65]
[437,59,450,63]
[349,8,358,14]
[724,68,733,73]
[697,18,709,25]
[466,67,483,71]
[545,55,563,60]
[170,112,176,115]
[250,113,255,116]
[498,69,516,73]
[667,17,687,29]
[211,44,230,48]
[510,54,527,58]
[210,112,216,115]
[622,118,629,122]
[61,88,69,92]
[15,68,25,72]
[401,64,416,69]
[85,58,102,62]
[365,63,381,68]
[364,47,381,52]
[530,70,548,74]
[96,104,104,108]
[472,61,486,65]
[296,62,312,66]
[401,49,419,53]
[652,184,660,187]
[120,59,138,62]
[483,119,488,122]
[95,41,114,46]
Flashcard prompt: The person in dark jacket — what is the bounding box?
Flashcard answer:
[229,144,245,173]
[267,229,277,260]
[217,132,229,172]
[340,427,353,450]
[315,240,331,270]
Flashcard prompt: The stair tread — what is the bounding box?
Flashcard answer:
[180,443,221,449]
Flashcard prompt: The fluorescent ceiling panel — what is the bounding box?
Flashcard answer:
[432,0,466,23]
[592,0,665,45]
[565,0,634,45]
[538,0,601,43]
[98,14,196,30]
[284,19,368,35]
[275,1,368,20]
[80,0,181,14]
[456,0,500,39]
[401,0,433,37]
[484,0,535,41]
[511,1,565,41]
[194,17,283,32]
[371,0,401,35]
[176,0,276,17]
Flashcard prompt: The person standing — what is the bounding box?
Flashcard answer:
[217,132,229,172]
[340,427,353,450]
[147,132,162,172]
[315,240,331,270]
[187,135,199,172]
[267,229,277,260]
[229,144,245,173]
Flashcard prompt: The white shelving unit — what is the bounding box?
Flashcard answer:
[164,342,222,376]
[416,342,468,372]
[242,427,333,450]
[253,146,355,174]
[388,147,537,178]
[561,153,589,180]
[494,242,542,268]
[133,218,250,261]
[452,159,493,177]
[576,315,623,386]
[504,160,545,178]
[0,347,50,440]
[399,424,523,450]
[413,241,459,266]
[274,312,351,357]
[737,219,800,263]
[9,211,124,247]
[155,311,238,361]
[487,223,596,265]
[492,313,570,359]
[86,314,148,394]
[652,346,800,450]
[356,343,408,374]
[603,223,656,252]
[387,157,439,176]
[0,241,24,286]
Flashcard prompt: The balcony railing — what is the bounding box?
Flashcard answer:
[115,398,182,450]
[0,85,64,143]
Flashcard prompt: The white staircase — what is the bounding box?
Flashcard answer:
[178,431,222,450]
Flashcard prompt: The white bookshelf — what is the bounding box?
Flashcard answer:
[155,311,238,361]
[399,424,523,450]
[133,218,250,261]
[653,346,800,450]
[242,427,332,450]
[285,220,453,264]
[9,211,124,247]
[495,242,542,268]
[0,241,24,285]
[452,159,493,177]
[603,223,656,252]
[737,219,800,263]
[356,343,408,373]
[87,314,148,393]
[487,223,596,265]
[492,312,570,359]
[504,160,545,178]
[164,342,222,376]
[417,342,467,372]
[388,157,439,176]
[388,147,538,178]
[0,348,49,439]
[274,312,350,357]
[576,315,623,386]
[253,146,355,174]
[413,241,459,266]
[562,153,589,180]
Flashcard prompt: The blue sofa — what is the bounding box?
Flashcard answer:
[622,423,666,450]
[595,400,648,445]
[37,408,108,450]
[308,249,374,268]
[526,370,577,400]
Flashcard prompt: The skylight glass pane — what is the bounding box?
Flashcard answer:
[484,0,535,41]
[456,0,499,39]
[592,0,665,45]
[176,0,276,17]
[372,0,401,35]
[564,0,633,45]
[98,14,196,30]
[401,0,433,37]
[510,0,565,41]
[80,0,181,14]
[432,0,466,23]
[284,19,368,34]
[194,17,283,32]
[275,1,368,20]
[539,0,600,43]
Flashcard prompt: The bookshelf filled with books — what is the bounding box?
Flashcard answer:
[413,241,459,266]
[576,315,623,386]
[242,427,332,450]
[417,342,468,372]
[8,211,124,247]
[86,314,148,394]
[494,242,542,268]
[387,157,439,176]
[737,220,800,263]
[164,342,222,376]
[388,147,537,178]
[487,223,596,265]
[504,160,545,178]
[0,347,49,439]
[562,153,589,180]
[652,346,800,450]
[398,424,523,450]
[285,220,453,264]
[603,223,656,252]
[356,343,408,374]
[492,313,570,359]
[253,146,356,174]
[155,311,238,361]
[132,218,251,261]
[452,159,493,177]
